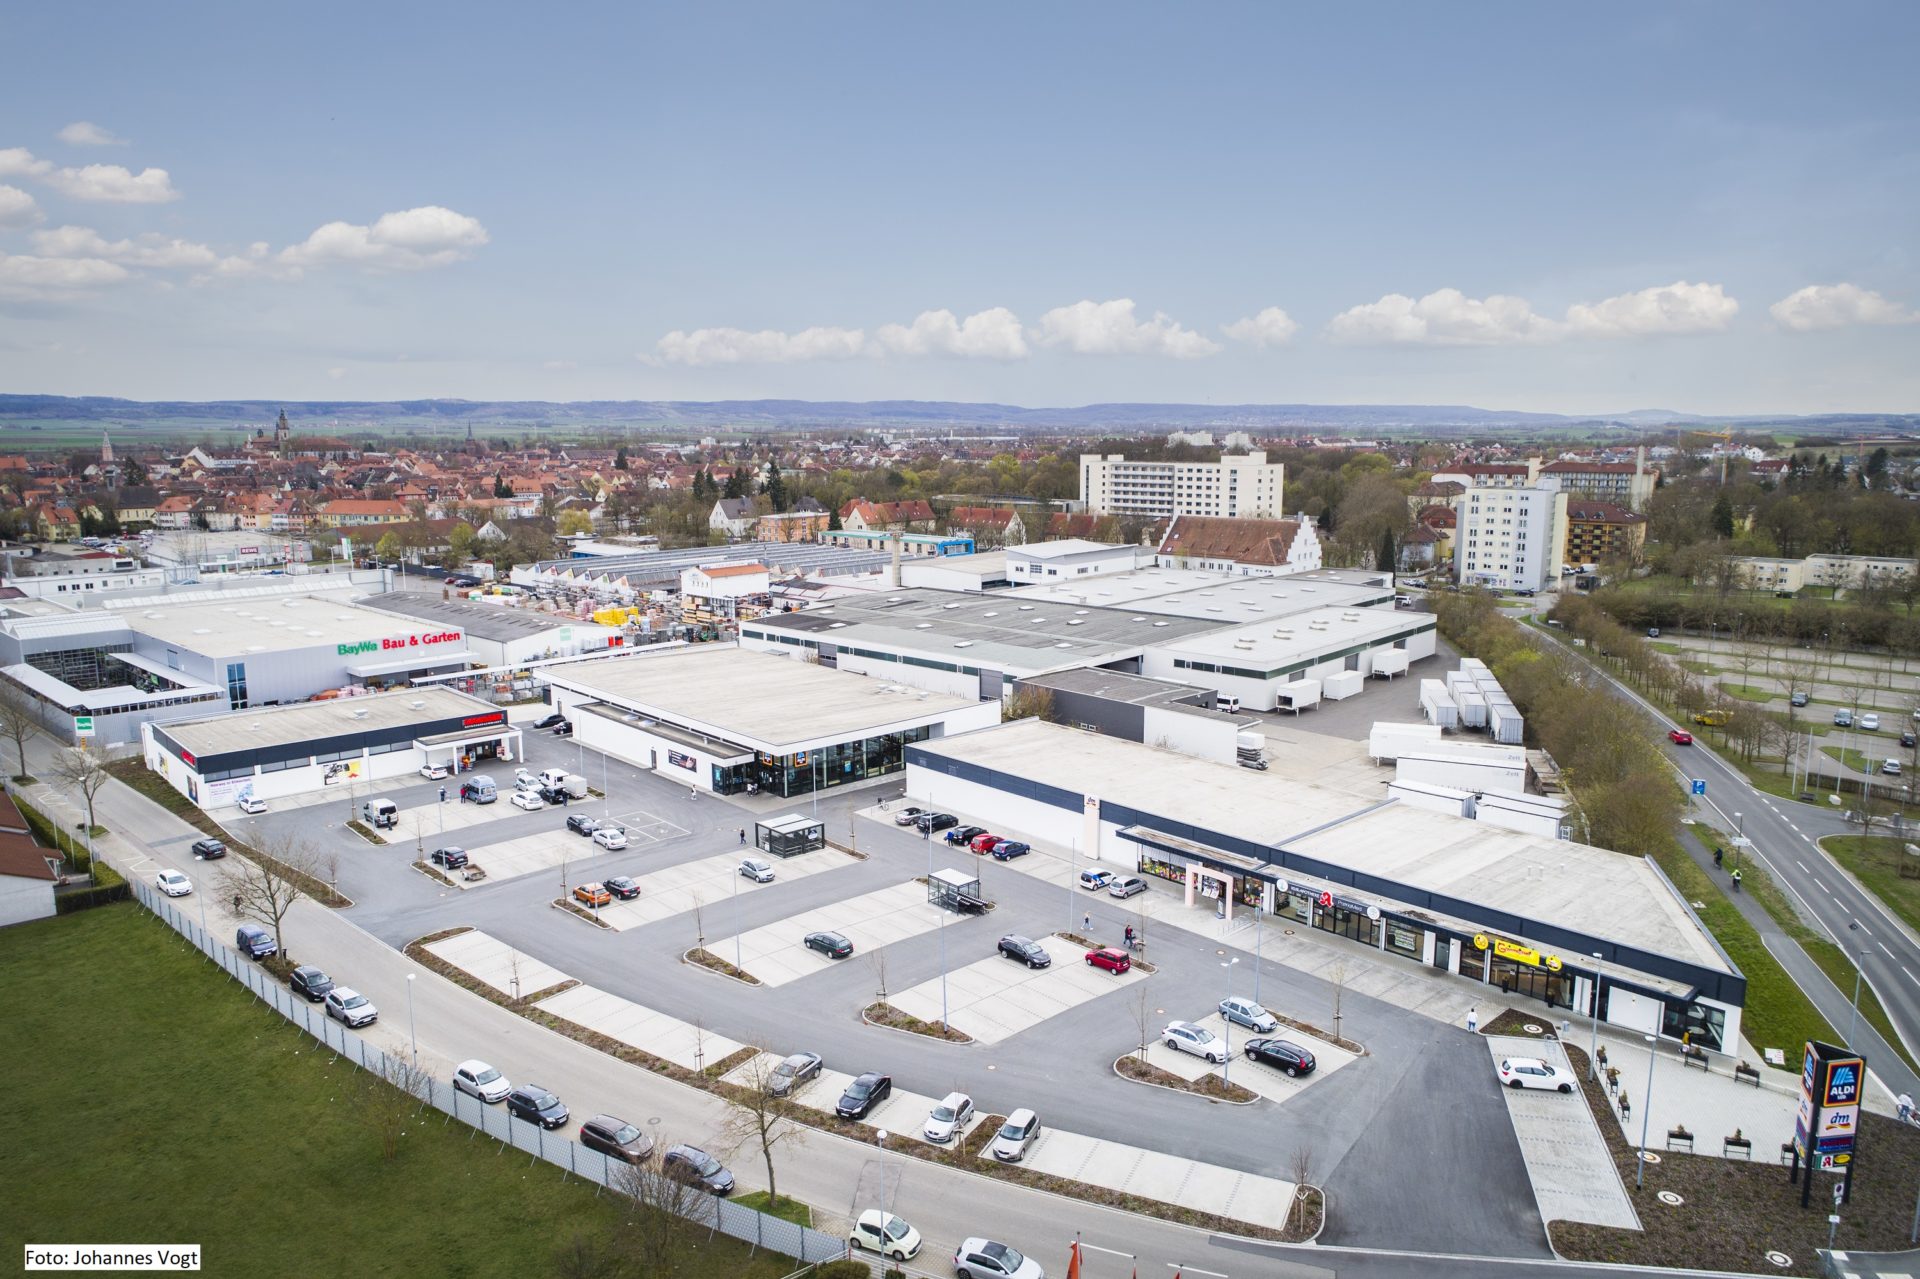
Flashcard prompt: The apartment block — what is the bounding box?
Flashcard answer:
[1079,451,1285,519]
[1454,484,1568,592]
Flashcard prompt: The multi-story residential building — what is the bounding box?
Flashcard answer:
[1540,448,1658,510]
[1078,451,1285,519]
[755,510,829,543]
[1454,484,1568,592]
[947,505,1026,548]
[1564,501,1647,565]
[1734,554,1918,594]
[317,498,409,528]
[1431,460,1541,490]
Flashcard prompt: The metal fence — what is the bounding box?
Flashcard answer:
[131,880,849,1268]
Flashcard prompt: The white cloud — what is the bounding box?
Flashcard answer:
[653,325,868,365]
[276,205,488,271]
[57,121,128,147]
[1564,280,1737,337]
[33,225,216,268]
[0,250,131,300]
[0,185,41,228]
[1221,306,1300,348]
[1035,298,1220,358]
[872,307,1029,359]
[326,366,347,381]
[43,162,179,203]
[542,358,578,371]
[1769,282,1917,332]
[0,148,52,180]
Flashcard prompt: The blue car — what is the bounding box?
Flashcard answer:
[990,841,1031,861]
[235,924,278,959]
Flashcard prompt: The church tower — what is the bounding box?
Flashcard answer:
[100,430,118,487]
[275,409,291,457]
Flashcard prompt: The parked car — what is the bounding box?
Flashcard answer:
[1497,1056,1576,1093]
[849,1209,923,1262]
[1835,710,1855,727]
[1107,875,1149,899]
[1162,1020,1227,1063]
[913,812,959,833]
[236,795,268,815]
[430,846,469,870]
[989,840,1031,861]
[804,930,854,959]
[892,806,925,826]
[604,875,640,900]
[1219,996,1280,1033]
[592,825,629,850]
[1667,729,1693,746]
[1791,691,1810,707]
[922,1090,974,1144]
[418,762,449,780]
[552,720,574,737]
[1693,709,1730,726]
[1886,759,1903,776]
[1903,731,1917,749]
[1647,627,1660,638]
[998,935,1051,968]
[662,1144,734,1194]
[573,882,611,907]
[510,790,545,812]
[580,1114,655,1163]
[288,965,333,1002]
[453,1059,513,1103]
[537,785,572,807]
[1078,868,1114,892]
[968,831,1002,853]
[947,825,987,845]
[767,1051,823,1097]
[990,1108,1041,1162]
[460,778,497,803]
[506,1084,571,1129]
[324,987,379,1028]
[1863,713,1883,731]
[1085,947,1131,974]
[532,712,567,730]
[563,813,598,836]
[953,1237,1044,1279]
[836,1071,893,1119]
[156,869,192,897]
[1243,1037,1317,1076]
[191,837,226,860]
[739,857,776,883]
[235,924,278,959]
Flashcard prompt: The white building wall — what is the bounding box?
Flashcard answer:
[1454,485,1567,592]
[830,652,983,700]
[1140,706,1238,763]
[0,874,55,928]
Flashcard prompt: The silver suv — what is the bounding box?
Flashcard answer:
[989,1108,1041,1162]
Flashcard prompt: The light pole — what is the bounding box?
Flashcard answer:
[733,859,742,971]
[1588,951,1604,1080]
[1253,887,1266,1005]
[1847,921,1865,1047]
[1220,957,1240,1088]
[1732,811,1744,871]
[406,973,418,1065]
[1635,1033,1657,1188]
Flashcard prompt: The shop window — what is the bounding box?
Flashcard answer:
[1383,919,1422,958]
[1662,1000,1726,1052]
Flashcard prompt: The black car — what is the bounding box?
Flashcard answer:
[288,965,333,1002]
[580,1114,655,1163]
[1243,1037,1317,1077]
[506,1085,570,1129]
[913,812,958,833]
[430,846,469,870]
[804,930,854,959]
[1904,732,1918,750]
[191,837,226,860]
[836,1071,893,1119]
[553,720,574,737]
[565,813,599,836]
[945,825,987,845]
[989,841,1031,861]
[605,875,641,901]
[538,786,571,806]
[767,1051,823,1097]
[236,924,278,959]
[997,935,1051,969]
[533,711,567,730]
[662,1144,734,1194]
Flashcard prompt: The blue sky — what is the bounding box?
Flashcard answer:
[1,2,1916,414]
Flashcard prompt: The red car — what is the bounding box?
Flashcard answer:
[969,832,1002,854]
[1668,729,1694,745]
[1085,947,1132,974]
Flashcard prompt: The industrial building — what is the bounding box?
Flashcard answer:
[354,591,623,668]
[512,540,895,599]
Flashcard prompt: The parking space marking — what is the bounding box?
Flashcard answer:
[1009,1126,1299,1231]
[423,929,571,997]
[1485,1035,1638,1230]
[713,882,950,987]
[535,983,745,1072]
[784,1068,971,1147]
[1140,1013,1358,1103]
[889,934,1146,1045]
[589,848,862,930]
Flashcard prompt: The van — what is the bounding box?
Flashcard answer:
[537,768,569,792]
[460,777,497,804]
[361,799,399,829]
[561,773,589,799]
[1215,694,1240,714]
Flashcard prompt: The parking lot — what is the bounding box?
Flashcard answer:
[587,846,862,930]
[711,881,951,986]
[888,933,1148,1044]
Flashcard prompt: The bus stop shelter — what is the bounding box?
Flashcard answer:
[754,813,825,858]
[929,866,985,914]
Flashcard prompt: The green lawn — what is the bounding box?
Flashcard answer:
[1822,745,1876,773]
[0,905,796,1278]
[1824,836,1920,938]
[1718,683,1777,703]
[734,1189,813,1227]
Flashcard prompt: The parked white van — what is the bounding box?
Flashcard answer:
[361,799,399,829]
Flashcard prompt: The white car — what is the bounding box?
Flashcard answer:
[514,768,539,790]
[954,1238,1044,1279]
[155,870,192,897]
[1863,713,1883,732]
[1886,759,1903,776]
[1162,1020,1227,1063]
[324,987,379,1028]
[418,762,449,780]
[236,794,268,815]
[1218,996,1279,1033]
[923,1090,973,1144]
[849,1209,922,1262]
[592,825,628,850]
[509,790,545,812]
[739,857,775,883]
[1497,1056,1577,1093]
[454,1059,513,1103]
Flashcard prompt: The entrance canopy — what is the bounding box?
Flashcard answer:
[415,724,521,763]
[346,651,474,678]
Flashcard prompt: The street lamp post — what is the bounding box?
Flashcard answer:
[733,859,742,971]
[1588,951,1604,1080]
[1220,958,1240,1088]
[1847,922,1865,1047]
[1732,811,1744,871]
[406,973,418,1065]
[1635,1033,1657,1188]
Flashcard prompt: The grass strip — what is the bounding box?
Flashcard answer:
[1114,1054,1257,1103]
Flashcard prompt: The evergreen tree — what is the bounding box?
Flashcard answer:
[724,467,750,501]
[1710,491,1735,538]
[614,445,630,471]
[493,472,513,498]
[827,505,842,532]
[1378,528,1396,575]
[764,460,789,513]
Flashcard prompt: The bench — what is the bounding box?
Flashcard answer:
[952,893,987,915]
[1724,1135,1752,1159]
[1666,1127,1694,1153]
[1734,1061,1762,1088]
[1780,1141,1797,1167]
[1680,1045,1710,1072]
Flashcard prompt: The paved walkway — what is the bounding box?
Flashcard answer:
[1485,1035,1639,1231]
[1012,1125,1299,1231]
[715,880,948,986]
[535,983,745,1071]
[423,929,569,996]
[1587,1026,1804,1166]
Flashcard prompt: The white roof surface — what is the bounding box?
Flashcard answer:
[115,595,460,659]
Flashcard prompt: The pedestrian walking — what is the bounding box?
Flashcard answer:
[738,827,746,846]
[1082,912,1091,935]
[1467,1006,1478,1033]
[1713,846,1723,868]
[689,787,697,800]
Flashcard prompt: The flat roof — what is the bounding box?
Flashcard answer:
[159,686,499,757]
[114,595,461,660]
[1152,604,1432,669]
[356,592,613,643]
[1010,539,1131,559]
[542,645,980,748]
[915,719,1728,976]
[903,551,1006,576]
[1005,567,1391,620]
[1018,667,1249,725]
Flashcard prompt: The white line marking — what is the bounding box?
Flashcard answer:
[1904,966,1918,984]
[1882,942,1896,958]
[1797,860,1810,872]
[1857,921,1873,936]
[1815,879,1830,892]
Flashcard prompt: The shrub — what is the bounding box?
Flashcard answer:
[811,1262,871,1279]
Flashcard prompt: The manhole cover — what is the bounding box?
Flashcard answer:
[1523,1022,1545,1034]
[1764,1251,1792,1268]
[1639,1151,1662,1165]
[1657,1191,1684,1206]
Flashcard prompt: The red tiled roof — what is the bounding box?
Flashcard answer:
[1158,515,1301,566]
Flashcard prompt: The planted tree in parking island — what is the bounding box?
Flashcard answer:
[721,1054,807,1213]
[222,830,326,966]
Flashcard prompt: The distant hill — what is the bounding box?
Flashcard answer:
[1,393,1914,437]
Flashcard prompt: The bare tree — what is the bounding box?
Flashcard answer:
[1330,961,1348,1046]
[550,1233,629,1279]
[0,679,42,782]
[869,947,889,1003]
[222,829,323,964]
[615,1150,711,1274]
[52,745,112,836]
[1131,982,1155,1062]
[721,1054,807,1211]
[361,1052,433,1162]
[1288,1146,1318,1233]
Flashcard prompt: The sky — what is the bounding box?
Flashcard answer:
[1,2,1917,416]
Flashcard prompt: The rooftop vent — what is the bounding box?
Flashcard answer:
[350,708,369,719]
[1132,616,1146,622]
[1074,609,1089,615]
[954,640,974,649]
[1154,621,1170,627]
[1018,604,1034,611]
[1067,619,1084,626]
[410,699,425,709]
[1054,642,1073,649]
[192,627,210,635]
[943,603,961,610]
[915,622,932,629]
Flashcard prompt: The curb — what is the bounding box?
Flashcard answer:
[1109,1054,1259,1106]
[860,1003,975,1046]
[681,946,762,987]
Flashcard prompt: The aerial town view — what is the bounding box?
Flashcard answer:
[6,5,1920,1279]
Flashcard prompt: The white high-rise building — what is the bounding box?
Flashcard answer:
[1079,451,1285,520]
[1454,483,1568,593]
